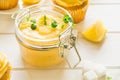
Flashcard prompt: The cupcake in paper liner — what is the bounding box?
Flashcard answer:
[52,0,89,23]
[0,52,12,80]
[1,65,12,80]
[0,0,18,10]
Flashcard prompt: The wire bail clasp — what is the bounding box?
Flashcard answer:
[58,28,81,68]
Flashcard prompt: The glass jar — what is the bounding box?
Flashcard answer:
[13,4,81,67]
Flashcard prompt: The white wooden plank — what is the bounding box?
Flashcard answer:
[77,33,120,67]
[0,34,23,68]
[1,5,120,33]
[10,69,120,80]
[0,14,15,33]
[0,33,120,68]
[76,5,120,33]
[11,69,82,80]
[91,0,120,4]
[107,69,120,80]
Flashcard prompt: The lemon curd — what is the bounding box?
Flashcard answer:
[16,8,73,67]
[19,15,68,44]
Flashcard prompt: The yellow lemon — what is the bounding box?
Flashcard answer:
[22,0,41,4]
[82,21,107,42]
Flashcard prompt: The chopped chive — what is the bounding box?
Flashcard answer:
[72,23,76,27]
[31,24,36,30]
[61,25,64,29]
[63,14,76,27]
[26,15,31,21]
[44,15,47,25]
[63,16,69,23]
[68,17,73,22]
[51,20,57,28]
[63,14,72,23]
[30,19,36,23]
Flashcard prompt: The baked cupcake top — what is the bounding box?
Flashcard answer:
[0,53,9,79]
[53,0,87,8]
[0,0,18,10]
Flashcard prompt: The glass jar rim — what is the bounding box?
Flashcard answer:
[15,4,73,47]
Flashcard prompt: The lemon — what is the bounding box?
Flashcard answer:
[82,21,107,42]
[22,0,41,4]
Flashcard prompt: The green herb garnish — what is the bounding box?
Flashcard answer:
[63,17,69,23]
[63,14,75,27]
[44,15,47,25]
[63,14,73,23]
[26,15,31,21]
[26,15,37,30]
[31,24,37,30]
[30,19,36,23]
[51,20,57,28]
[61,25,64,29]
[72,23,76,27]
[68,17,73,22]
[107,76,112,80]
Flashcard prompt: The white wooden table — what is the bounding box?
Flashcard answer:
[0,0,120,80]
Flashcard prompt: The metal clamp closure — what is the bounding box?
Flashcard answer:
[58,28,81,68]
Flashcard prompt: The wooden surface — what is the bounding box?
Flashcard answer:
[0,0,120,80]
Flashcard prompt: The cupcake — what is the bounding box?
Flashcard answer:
[0,53,12,80]
[0,0,18,10]
[52,0,89,23]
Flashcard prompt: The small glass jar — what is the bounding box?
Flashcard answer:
[14,4,81,67]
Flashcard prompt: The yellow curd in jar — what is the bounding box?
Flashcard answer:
[18,14,72,67]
